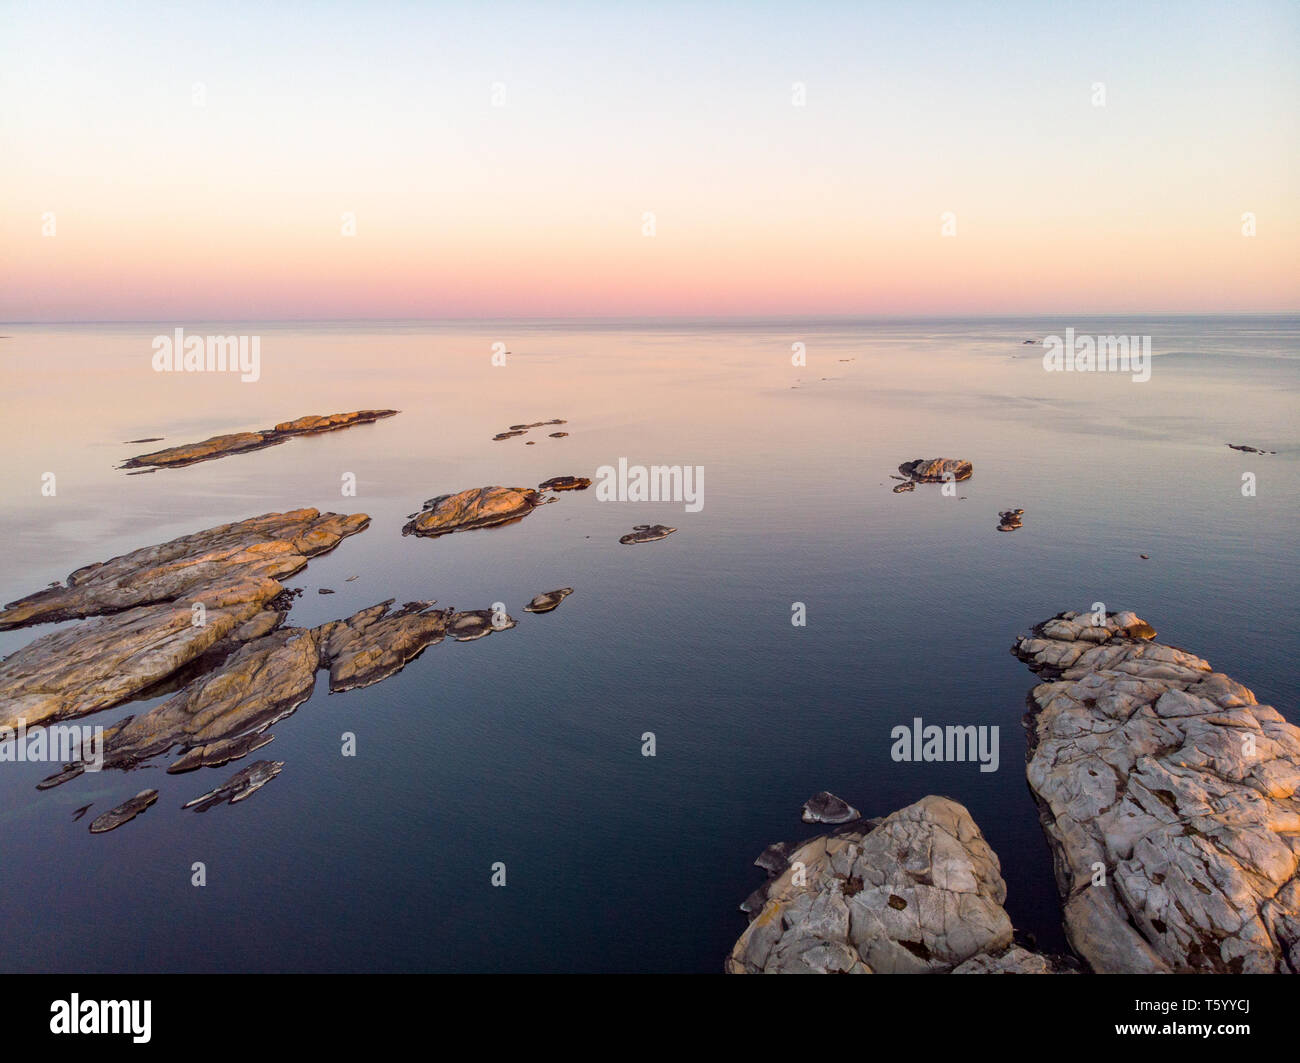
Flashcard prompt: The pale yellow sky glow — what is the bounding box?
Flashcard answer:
[2,1,1296,319]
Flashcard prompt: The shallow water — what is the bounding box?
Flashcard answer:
[0,316,1296,971]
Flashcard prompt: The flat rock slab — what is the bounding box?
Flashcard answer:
[898,458,973,483]
[402,486,546,537]
[0,507,370,629]
[619,524,676,545]
[89,790,158,834]
[538,476,590,492]
[1013,609,1300,973]
[120,410,397,469]
[184,760,284,812]
[524,588,573,614]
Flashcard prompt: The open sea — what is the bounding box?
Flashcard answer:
[0,315,1296,971]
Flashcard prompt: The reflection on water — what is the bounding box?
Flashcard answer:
[0,317,1296,971]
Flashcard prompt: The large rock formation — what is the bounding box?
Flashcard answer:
[402,486,546,538]
[1013,609,1300,973]
[70,600,492,780]
[0,510,369,730]
[120,410,398,469]
[727,795,1057,974]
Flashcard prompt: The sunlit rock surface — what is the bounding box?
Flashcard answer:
[727,796,1056,974]
[401,486,546,537]
[1013,609,1300,973]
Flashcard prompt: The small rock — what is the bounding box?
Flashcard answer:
[538,476,591,492]
[801,791,861,824]
[524,588,573,613]
[89,790,158,834]
[619,524,676,545]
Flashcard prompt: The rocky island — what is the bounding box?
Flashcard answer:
[120,410,398,469]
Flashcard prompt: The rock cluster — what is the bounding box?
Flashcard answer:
[492,419,566,442]
[120,410,397,469]
[1013,609,1300,973]
[997,508,1024,532]
[0,511,533,832]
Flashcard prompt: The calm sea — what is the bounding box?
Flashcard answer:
[0,316,1296,971]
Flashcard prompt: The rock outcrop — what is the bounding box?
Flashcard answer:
[76,600,481,780]
[120,410,397,469]
[898,458,973,483]
[401,487,547,538]
[1013,610,1300,973]
[0,509,369,730]
[727,795,1054,974]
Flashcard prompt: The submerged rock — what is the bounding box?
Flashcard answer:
[401,486,546,537]
[727,796,1055,974]
[1013,610,1300,973]
[120,410,397,469]
[891,481,915,494]
[538,476,591,492]
[802,791,861,824]
[89,790,158,834]
[618,524,676,545]
[898,458,973,483]
[524,588,573,614]
[183,760,284,812]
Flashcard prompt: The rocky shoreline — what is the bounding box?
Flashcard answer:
[728,610,1300,974]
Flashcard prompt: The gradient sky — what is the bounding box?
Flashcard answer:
[1,0,1297,320]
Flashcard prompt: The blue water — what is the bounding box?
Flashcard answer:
[0,316,1296,970]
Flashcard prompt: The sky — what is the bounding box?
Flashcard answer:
[1,0,1297,320]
